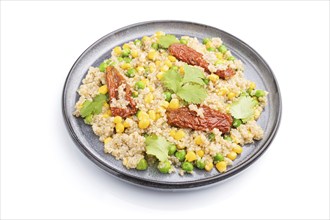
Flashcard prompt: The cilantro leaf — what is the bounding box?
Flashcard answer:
[80,100,93,118]
[230,96,257,121]
[161,69,182,93]
[145,135,170,162]
[80,94,107,118]
[158,35,179,49]
[182,64,206,85]
[177,84,207,104]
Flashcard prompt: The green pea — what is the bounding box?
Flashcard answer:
[240,91,249,97]
[121,48,131,57]
[134,39,142,46]
[223,135,232,142]
[83,114,93,125]
[151,43,159,50]
[164,91,172,102]
[215,60,224,65]
[255,90,266,98]
[136,158,148,170]
[135,81,145,90]
[227,56,235,61]
[123,57,132,63]
[126,68,136,78]
[218,45,227,53]
[132,91,138,98]
[208,133,215,141]
[99,62,108,72]
[181,162,193,172]
[214,153,224,163]
[203,38,211,45]
[170,66,179,71]
[233,118,242,128]
[180,38,188,45]
[168,144,177,156]
[158,160,171,173]
[117,57,124,62]
[196,160,205,169]
[207,47,216,52]
[175,150,186,162]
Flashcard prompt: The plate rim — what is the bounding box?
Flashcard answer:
[62,20,282,190]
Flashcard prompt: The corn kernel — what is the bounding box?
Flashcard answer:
[233,145,243,154]
[113,46,122,55]
[161,65,169,72]
[138,119,150,129]
[149,65,155,73]
[179,66,185,74]
[208,74,219,83]
[194,136,203,145]
[156,72,164,80]
[103,102,109,108]
[147,50,157,60]
[174,129,185,140]
[104,137,112,144]
[144,93,154,104]
[216,52,223,59]
[136,66,144,73]
[148,110,156,121]
[142,36,150,42]
[161,101,169,108]
[164,60,172,67]
[120,63,131,70]
[185,151,197,162]
[168,55,176,62]
[170,129,176,138]
[137,111,149,120]
[227,151,237,160]
[148,86,155,92]
[103,113,110,118]
[197,150,204,157]
[218,87,229,96]
[98,85,108,94]
[216,161,227,173]
[249,82,256,90]
[113,116,122,124]
[77,104,83,109]
[155,31,165,37]
[131,50,138,58]
[115,123,125,133]
[205,162,214,172]
[155,60,161,67]
[227,92,236,100]
[155,113,161,120]
[122,43,130,50]
[123,120,130,128]
[169,99,180,109]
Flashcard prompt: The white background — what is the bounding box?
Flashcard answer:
[1,1,329,219]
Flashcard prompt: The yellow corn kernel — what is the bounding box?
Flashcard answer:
[104,137,112,144]
[185,151,197,162]
[216,161,227,173]
[106,110,112,116]
[216,52,223,59]
[227,92,236,100]
[115,123,125,133]
[156,72,164,80]
[138,119,150,129]
[147,50,157,60]
[169,129,176,138]
[155,31,165,37]
[123,120,130,128]
[131,50,138,58]
[144,93,154,104]
[179,66,185,74]
[155,60,161,67]
[77,103,83,109]
[103,102,109,108]
[233,145,243,154]
[136,66,144,73]
[194,136,203,145]
[113,116,122,124]
[137,111,149,120]
[148,86,155,92]
[164,60,172,67]
[142,36,150,42]
[120,63,131,70]
[102,113,110,118]
[168,55,176,62]
[197,150,204,157]
[208,74,219,83]
[155,113,161,120]
[169,99,180,109]
[206,41,212,49]
[174,129,185,140]
[98,85,108,94]
[218,87,229,96]
[161,65,169,72]
[161,101,169,108]
[141,78,149,86]
[249,82,256,90]
[205,162,214,172]
[227,151,237,160]
[113,46,122,55]
[149,65,155,73]
[148,110,156,121]
[122,43,130,50]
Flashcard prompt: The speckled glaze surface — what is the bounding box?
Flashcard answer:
[62,21,282,191]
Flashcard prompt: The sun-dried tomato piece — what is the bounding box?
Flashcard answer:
[106,66,137,118]
[166,106,233,133]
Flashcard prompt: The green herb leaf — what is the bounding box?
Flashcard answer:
[158,35,179,49]
[80,94,107,118]
[177,84,207,104]
[230,96,257,121]
[80,100,93,118]
[161,69,182,93]
[182,64,206,85]
[145,135,170,162]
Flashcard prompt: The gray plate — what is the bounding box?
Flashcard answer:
[62,21,282,191]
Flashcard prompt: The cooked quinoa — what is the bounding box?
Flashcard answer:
[73,32,267,175]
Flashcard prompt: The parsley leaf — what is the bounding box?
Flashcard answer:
[182,64,206,85]
[158,35,179,49]
[176,84,208,104]
[80,94,107,118]
[230,96,257,121]
[162,69,182,93]
[145,134,170,162]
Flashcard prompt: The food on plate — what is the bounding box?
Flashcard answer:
[73,32,267,175]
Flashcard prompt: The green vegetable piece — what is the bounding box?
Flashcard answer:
[218,45,227,53]
[168,144,177,156]
[196,160,205,169]
[182,64,206,85]
[163,91,172,102]
[158,160,171,173]
[118,57,124,62]
[83,114,93,125]
[176,84,207,104]
[223,135,232,142]
[170,66,179,71]
[151,43,159,50]
[208,133,215,141]
[255,90,266,98]
[233,118,242,128]
[123,57,132,63]
[180,38,188,45]
[203,78,210,85]
[182,162,194,172]
[134,39,142,46]
[80,94,107,118]
[175,150,186,162]
[126,68,136,78]
[161,69,182,93]
[121,48,130,57]
[145,135,170,162]
[227,56,235,61]
[132,91,138,98]
[135,81,146,90]
[214,153,224,163]
[240,91,249,97]
[203,38,211,45]
[136,158,148,170]
[230,96,257,121]
[158,34,179,49]
[99,62,108,72]
[80,100,93,118]
[207,47,216,52]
